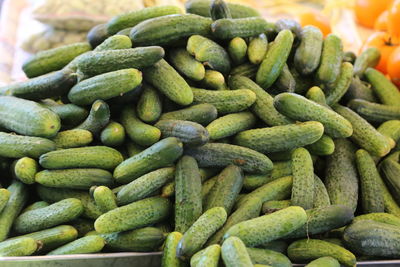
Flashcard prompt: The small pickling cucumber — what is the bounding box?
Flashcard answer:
[47,235,105,255]
[291,148,314,210]
[185,0,260,18]
[325,62,353,106]
[211,17,274,40]
[228,37,247,65]
[353,47,380,77]
[201,70,228,90]
[12,157,38,184]
[206,111,256,140]
[211,0,232,20]
[159,103,218,126]
[221,237,253,267]
[53,129,93,149]
[348,99,400,123]
[75,100,110,135]
[169,48,205,81]
[93,35,132,51]
[365,67,400,106]
[92,186,117,213]
[248,34,268,65]
[137,84,162,123]
[0,189,10,214]
[0,237,37,257]
[241,176,293,204]
[305,257,340,267]
[162,232,185,267]
[40,101,88,128]
[100,122,125,147]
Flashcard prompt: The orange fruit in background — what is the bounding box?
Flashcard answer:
[388,0,400,44]
[298,11,331,36]
[355,0,393,28]
[387,46,400,88]
[374,10,389,31]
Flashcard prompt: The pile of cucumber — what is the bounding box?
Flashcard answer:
[0,0,400,265]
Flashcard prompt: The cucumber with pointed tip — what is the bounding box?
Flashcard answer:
[221,236,253,267]
[47,235,105,255]
[117,167,174,205]
[234,121,324,154]
[353,213,400,227]
[305,257,340,267]
[14,198,83,234]
[242,176,293,204]
[144,59,193,106]
[0,237,37,256]
[53,129,93,149]
[287,239,356,267]
[315,34,343,87]
[176,207,227,259]
[294,25,323,75]
[256,30,294,89]
[365,67,400,106]
[35,169,113,190]
[306,135,335,156]
[343,220,400,258]
[93,186,117,213]
[155,119,209,147]
[162,232,184,267]
[353,47,380,77]
[229,75,293,126]
[185,0,260,18]
[192,88,256,114]
[41,102,88,128]
[12,157,38,184]
[348,99,400,123]
[333,104,393,157]
[185,142,273,174]
[94,35,132,51]
[100,122,125,147]
[160,103,218,126]
[201,70,228,90]
[114,137,183,184]
[211,17,274,40]
[224,206,307,247]
[22,42,91,78]
[325,62,353,106]
[247,247,292,267]
[313,174,331,208]
[95,196,171,234]
[248,34,268,65]
[207,112,256,140]
[291,148,314,210]
[274,93,352,138]
[130,14,212,47]
[168,48,205,82]
[230,63,258,78]
[0,189,10,213]
[0,96,60,138]
[75,100,110,135]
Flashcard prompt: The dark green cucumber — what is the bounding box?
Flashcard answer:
[294,25,323,75]
[160,103,218,126]
[247,247,292,267]
[305,257,340,267]
[365,67,400,106]
[70,218,95,237]
[313,174,331,208]
[185,0,260,18]
[256,30,294,89]
[230,63,258,78]
[348,99,400,123]
[0,189,10,213]
[234,121,324,154]
[344,75,378,103]
[211,17,274,39]
[242,176,293,204]
[175,156,203,233]
[375,166,400,217]
[353,47,380,77]
[185,142,273,174]
[221,237,253,266]
[201,70,228,90]
[40,102,88,129]
[100,121,125,147]
[325,62,353,106]
[93,35,132,51]
[107,5,183,34]
[187,35,231,74]
[22,42,91,78]
[14,198,83,234]
[130,14,212,46]
[291,147,314,210]
[47,235,105,255]
[192,87,256,114]
[248,34,268,65]
[75,100,110,135]
[306,135,335,156]
[275,64,296,93]
[12,157,38,184]
[228,37,247,65]
[39,146,123,170]
[0,237,37,256]
[381,158,400,204]
[144,59,193,106]
[117,167,174,205]
[262,200,291,214]
[228,75,293,126]
[95,196,171,234]
[114,137,183,184]
[137,84,162,123]
[353,213,400,227]
[206,111,256,140]
[162,232,184,267]
[53,129,93,149]
[211,0,231,20]
[35,169,113,189]
[87,24,110,48]
[125,141,145,157]
[102,226,165,252]
[168,48,205,81]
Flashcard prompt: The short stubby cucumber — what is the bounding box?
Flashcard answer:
[194,244,221,267]
[161,232,184,267]
[305,257,340,267]
[136,84,162,123]
[12,157,38,184]
[228,37,247,65]
[52,129,93,149]
[306,134,335,156]
[100,122,125,147]
[221,236,253,267]
[211,17,274,39]
[206,112,256,140]
[294,25,323,75]
[168,48,205,81]
[93,186,117,213]
[159,103,218,126]
[248,34,268,65]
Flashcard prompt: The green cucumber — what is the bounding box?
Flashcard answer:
[381,158,400,204]
[53,129,93,149]
[130,14,212,46]
[0,189,10,213]
[21,201,49,213]
[144,59,193,106]
[100,122,125,147]
[187,35,231,74]
[375,169,400,217]
[126,141,145,157]
[12,157,38,184]
[234,121,324,154]
[247,247,292,267]
[353,213,400,227]
[274,93,353,138]
[378,120,400,143]
[114,137,183,184]
[242,176,293,204]
[291,148,314,209]
[348,99,400,123]
[262,200,291,214]
[93,186,117,213]
[175,156,203,233]
[294,25,323,75]
[287,239,356,267]
[353,47,381,77]
[343,51,357,63]
[325,62,353,106]
[201,70,228,90]
[136,85,162,123]
[206,111,256,140]
[223,206,307,247]
[194,244,221,267]
[0,237,37,256]
[95,196,171,234]
[365,67,400,106]
[176,207,227,259]
[228,75,293,126]
[71,218,95,237]
[192,88,256,114]
[256,30,294,89]
[75,100,110,135]
[211,17,274,40]
[248,34,268,65]
[275,64,296,93]
[162,232,184,267]
[14,198,83,234]
[117,167,174,205]
[243,174,275,192]
[168,48,205,81]
[41,101,88,128]
[120,105,161,147]
[211,0,232,20]
[344,76,378,103]
[35,169,113,190]
[230,63,258,78]
[22,42,91,78]
[155,119,209,147]
[275,18,302,38]
[305,257,340,267]
[221,236,253,267]
[306,86,328,107]
[306,135,335,156]
[160,103,218,126]
[185,142,273,174]
[185,0,260,18]
[87,24,110,49]
[93,35,132,51]
[47,235,105,255]
[313,174,331,208]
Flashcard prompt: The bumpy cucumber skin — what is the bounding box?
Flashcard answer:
[248,34,268,65]
[348,99,400,123]
[107,6,183,35]
[316,34,343,87]
[117,167,174,205]
[325,62,353,106]
[224,206,307,247]
[95,197,171,234]
[221,236,253,267]
[229,75,293,126]
[333,104,392,157]
[256,30,294,89]
[305,257,340,267]
[274,93,353,138]
[246,247,292,267]
[195,244,221,267]
[234,121,324,154]
[313,174,331,208]
[47,235,105,255]
[353,213,400,227]
[375,168,400,217]
[185,142,273,174]
[93,35,132,51]
[207,111,256,140]
[175,156,202,234]
[176,207,227,260]
[0,189,10,213]
[102,227,165,252]
[353,47,380,77]
[160,103,218,126]
[12,157,38,184]
[211,0,232,20]
[287,239,356,267]
[130,14,212,46]
[185,0,261,18]
[365,67,400,106]
[161,232,184,267]
[76,100,110,135]
[114,137,183,184]
[53,129,93,149]
[155,119,209,147]
[169,48,205,81]
[136,85,162,123]
[201,70,228,90]
[242,176,293,204]
[35,169,113,190]
[100,122,125,147]
[381,158,400,204]
[41,102,88,128]
[343,220,400,258]
[23,42,91,78]
[93,186,117,213]
[294,25,323,75]
[291,148,314,210]
[378,120,400,143]
[306,134,335,156]
[275,64,296,93]
[0,237,37,257]
[306,86,328,107]
[228,37,247,65]
[211,17,274,40]
[192,87,256,114]
[144,59,193,106]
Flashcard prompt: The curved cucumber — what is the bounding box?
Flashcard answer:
[325,62,353,106]
[353,47,380,77]
[75,100,110,135]
[365,67,400,106]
